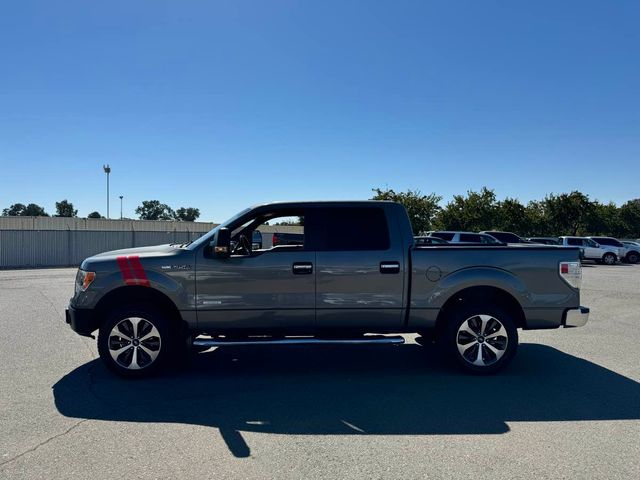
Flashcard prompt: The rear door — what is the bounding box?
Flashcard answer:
[314,206,405,329]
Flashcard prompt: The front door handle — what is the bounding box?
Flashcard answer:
[380,261,400,274]
[292,262,313,274]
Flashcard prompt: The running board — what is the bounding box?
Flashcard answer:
[192,335,405,347]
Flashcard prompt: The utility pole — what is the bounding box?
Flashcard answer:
[119,195,123,220]
[103,164,111,219]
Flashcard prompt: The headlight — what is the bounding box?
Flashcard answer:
[75,270,96,293]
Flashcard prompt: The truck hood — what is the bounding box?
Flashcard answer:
[90,244,178,259]
[81,244,183,270]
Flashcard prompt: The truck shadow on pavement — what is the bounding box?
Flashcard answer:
[53,344,640,458]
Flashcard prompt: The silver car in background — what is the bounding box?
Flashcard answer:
[587,237,629,263]
[425,231,502,244]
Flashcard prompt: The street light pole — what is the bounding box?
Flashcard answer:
[103,164,111,219]
[119,195,123,220]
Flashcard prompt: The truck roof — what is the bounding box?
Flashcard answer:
[249,200,398,209]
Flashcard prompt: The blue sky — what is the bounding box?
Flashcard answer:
[1,0,638,222]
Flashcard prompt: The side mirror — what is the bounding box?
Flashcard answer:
[212,227,231,258]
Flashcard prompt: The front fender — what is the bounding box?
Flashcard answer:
[72,261,192,310]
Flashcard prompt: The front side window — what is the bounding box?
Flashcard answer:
[228,210,305,256]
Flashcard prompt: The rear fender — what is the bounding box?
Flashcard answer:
[429,267,528,308]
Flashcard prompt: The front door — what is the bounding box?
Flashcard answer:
[195,210,314,332]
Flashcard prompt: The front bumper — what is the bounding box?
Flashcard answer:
[66,304,101,338]
[564,306,590,328]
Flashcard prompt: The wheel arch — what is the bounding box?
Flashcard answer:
[94,286,187,330]
[434,285,526,336]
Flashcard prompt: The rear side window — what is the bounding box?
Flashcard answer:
[594,238,622,247]
[318,207,390,251]
[566,238,582,246]
[460,233,481,242]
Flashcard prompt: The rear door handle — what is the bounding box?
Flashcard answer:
[292,262,313,274]
[380,261,400,274]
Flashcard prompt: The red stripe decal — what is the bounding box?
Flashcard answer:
[127,256,151,287]
[116,256,138,286]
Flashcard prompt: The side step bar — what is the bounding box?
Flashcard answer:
[193,335,406,348]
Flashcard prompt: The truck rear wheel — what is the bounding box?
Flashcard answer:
[602,252,616,265]
[97,305,175,378]
[444,304,518,374]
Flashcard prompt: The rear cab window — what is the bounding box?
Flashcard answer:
[315,207,390,251]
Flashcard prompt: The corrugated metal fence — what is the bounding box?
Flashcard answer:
[0,217,304,269]
[0,229,205,268]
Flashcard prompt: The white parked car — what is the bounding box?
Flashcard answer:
[559,236,620,265]
[620,241,640,264]
[587,237,633,264]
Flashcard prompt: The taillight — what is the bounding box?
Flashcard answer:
[272,234,278,246]
[559,261,581,289]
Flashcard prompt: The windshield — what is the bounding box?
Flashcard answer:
[187,207,252,250]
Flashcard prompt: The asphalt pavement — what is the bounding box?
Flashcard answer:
[0,265,638,479]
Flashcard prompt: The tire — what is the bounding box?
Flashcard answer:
[98,305,178,378]
[443,304,518,374]
[627,251,639,264]
[602,252,616,265]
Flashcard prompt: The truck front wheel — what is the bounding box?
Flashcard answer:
[97,305,175,378]
[444,305,518,374]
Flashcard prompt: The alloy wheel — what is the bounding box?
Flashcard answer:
[108,317,161,370]
[456,314,509,367]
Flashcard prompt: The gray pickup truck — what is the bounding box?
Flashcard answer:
[66,201,589,377]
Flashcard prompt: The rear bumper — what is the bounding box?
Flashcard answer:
[66,304,100,337]
[563,306,590,328]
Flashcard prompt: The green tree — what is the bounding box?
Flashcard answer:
[135,200,175,220]
[619,199,640,238]
[87,211,103,219]
[585,201,623,237]
[175,207,201,222]
[522,200,548,236]
[542,191,594,236]
[2,203,48,216]
[55,199,78,217]
[495,197,529,234]
[371,187,441,234]
[2,203,27,216]
[435,187,497,231]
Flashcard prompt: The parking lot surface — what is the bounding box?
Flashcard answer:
[0,265,639,479]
